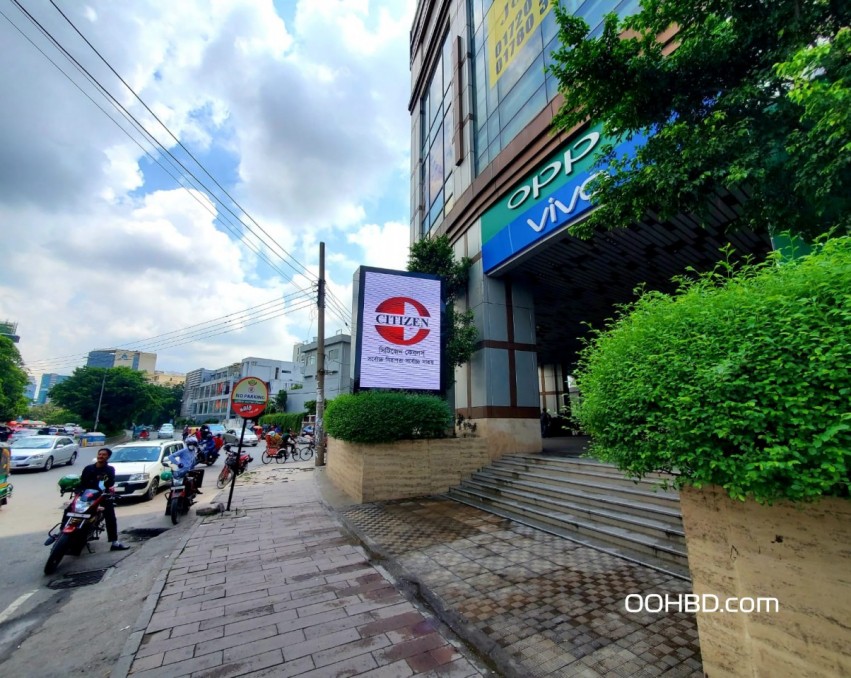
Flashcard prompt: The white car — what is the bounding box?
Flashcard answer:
[10,435,79,471]
[158,424,175,439]
[108,440,185,501]
[224,429,259,446]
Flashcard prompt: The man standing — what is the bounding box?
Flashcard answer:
[78,448,129,551]
[540,408,552,438]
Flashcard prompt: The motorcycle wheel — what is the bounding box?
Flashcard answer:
[216,467,230,489]
[261,451,273,464]
[170,497,181,525]
[44,533,72,575]
[206,457,216,466]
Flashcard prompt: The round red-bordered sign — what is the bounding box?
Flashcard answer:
[231,377,269,419]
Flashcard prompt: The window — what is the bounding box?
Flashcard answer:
[469,0,639,174]
[420,32,454,236]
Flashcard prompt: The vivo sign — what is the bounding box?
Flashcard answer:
[481,127,648,274]
[355,268,442,391]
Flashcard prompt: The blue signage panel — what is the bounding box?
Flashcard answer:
[482,132,648,274]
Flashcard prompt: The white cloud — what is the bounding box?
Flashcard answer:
[0,0,416,385]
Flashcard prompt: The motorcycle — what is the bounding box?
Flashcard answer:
[163,464,203,525]
[44,475,110,574]
[187,438,219,467]
[216,444,253,489]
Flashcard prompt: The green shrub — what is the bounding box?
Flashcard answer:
[325,391,452,444]
[574,236,851,503]
[258,412,306,432]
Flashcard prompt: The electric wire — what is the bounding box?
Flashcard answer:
[24,291,316,371]
[6,2,354,364]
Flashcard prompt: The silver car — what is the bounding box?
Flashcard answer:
[10,435,79,471]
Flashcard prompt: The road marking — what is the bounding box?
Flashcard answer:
[0,590,37,625]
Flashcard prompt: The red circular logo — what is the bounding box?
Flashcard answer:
[374,297,431,346]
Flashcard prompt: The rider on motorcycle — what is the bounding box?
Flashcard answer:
[63,448,129,551]
[167,445,202,489]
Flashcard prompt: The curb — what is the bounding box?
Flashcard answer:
[109,519,197,678]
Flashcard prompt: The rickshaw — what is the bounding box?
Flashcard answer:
[0,442,12,507]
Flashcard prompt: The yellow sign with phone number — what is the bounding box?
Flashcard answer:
[487,0,553,85]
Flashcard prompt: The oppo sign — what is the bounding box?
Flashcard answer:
[355,268,442,391]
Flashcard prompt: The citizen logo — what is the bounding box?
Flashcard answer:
[374,297,431,346]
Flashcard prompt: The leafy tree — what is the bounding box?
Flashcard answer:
[135,383,184,425]
[408,235,478,381]
[48,367,155,433]
[548,1,851,241]
[25,403,80,425]
[274,390,288,412]
[0,337,28,421]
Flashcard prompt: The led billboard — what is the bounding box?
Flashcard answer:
[354,268,443,391]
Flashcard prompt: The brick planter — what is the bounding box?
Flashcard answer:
[326,436,490,503]
[679,485,851,677]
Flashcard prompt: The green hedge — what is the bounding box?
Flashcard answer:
[258,412,306,432]
[325,391,452,444]
[574,236,851,503]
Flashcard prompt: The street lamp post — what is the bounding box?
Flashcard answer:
[93,371,107,432]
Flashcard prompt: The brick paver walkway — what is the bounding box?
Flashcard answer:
[340,498,702,677]
[120,463,488,677]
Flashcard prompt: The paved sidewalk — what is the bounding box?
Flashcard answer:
[114,462,489,678]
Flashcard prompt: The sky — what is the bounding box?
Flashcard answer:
[0,0,415,387]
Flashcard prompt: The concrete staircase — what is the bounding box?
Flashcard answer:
[444,454,691,580]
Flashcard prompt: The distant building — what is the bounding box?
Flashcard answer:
[24,376,38,403]
[288,333,351,413]
[87,349,156,374]
[36,373,70,405]
[0,320,20,343]
[148,371,185,387]
[181,357,304,423]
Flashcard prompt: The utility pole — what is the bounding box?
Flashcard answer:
[93,369,107,432]
[315,242,326,466]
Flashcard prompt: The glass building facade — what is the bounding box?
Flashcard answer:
[418,0,639,237]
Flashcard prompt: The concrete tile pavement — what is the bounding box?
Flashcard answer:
[115,458,703,678]
[113,462,490,678]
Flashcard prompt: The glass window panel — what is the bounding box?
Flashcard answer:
[429,61,443,126]
[575,0,608,35]
[429,194,444,229]
[487,113,501,152]
[541,7,559,44]
[499,54,546,124]
[421,158,429,211]
[443,103,454,176]
[496,25,544,98]
[501,82,547,147]
[428,128,444,204]
[471,0,485,29]
[444,178,455,214]
[442,35,453,94]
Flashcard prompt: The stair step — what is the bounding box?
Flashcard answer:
[511,454,676,482]
[450,485,685,554]
[494,457,675,491]
[465,476,684,537]
[484,467,680,508]
[469,473,682,523]
[444,490,690,581]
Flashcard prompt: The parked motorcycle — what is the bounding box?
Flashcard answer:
[44,475,109,574]
[163,465,203,525]
[216,444,253,489]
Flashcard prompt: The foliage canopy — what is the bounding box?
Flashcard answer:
[549,0,851,240]
[573,236,851,503]
[0,338,28,421]
[408,234,477,374]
